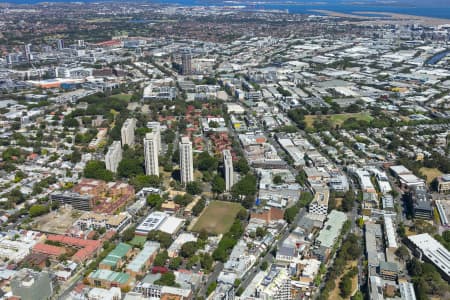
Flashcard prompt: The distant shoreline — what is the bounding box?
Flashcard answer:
[311,9,450,25]
[2,0,450,22]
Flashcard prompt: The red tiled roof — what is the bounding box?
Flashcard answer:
[33,243,65,256]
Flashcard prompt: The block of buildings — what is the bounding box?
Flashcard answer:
[126,241,160,277]
[75,211,132,233]
[99,243,133,270]
[313,210,348,262]
[88,269,131,289]
[408,185,432,219]
[408,233,450,281]
[33,234,102,264]
[136,211,184,236]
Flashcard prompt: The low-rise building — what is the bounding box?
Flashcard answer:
[313,210,348,262]
[99,243,133,270]
[408,233,450,281]
[126,242,160,277]
[75,212,132,233]
[88,269,131,289]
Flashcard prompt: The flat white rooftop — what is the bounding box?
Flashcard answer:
[408,233,450,277]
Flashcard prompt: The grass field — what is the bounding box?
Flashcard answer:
[191,201,242,235]
[110,93,132,101]
[420,167,442,184]
[304,112,373,128]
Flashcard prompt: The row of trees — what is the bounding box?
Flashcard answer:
[318,232,360,300]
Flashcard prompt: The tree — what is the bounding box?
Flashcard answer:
[180,241,198,258]
[131,174,161,190]
[186,255,198,269]
[173,194,193,206]
[260,261,268,270]
[122,226,136,242]
[147,230,173,249]
[186,182,202,195]
[147,194,164,209]
[207,282,217,296]
[192,198,206,216]
[284,205,299,224]
[351,291,364,300]
[212,175,225,194]
[200,253,213,271]
[395,245,410,261]
[256,227,266,238]
[155,271,178,287]
[153,251,168,267]
[341,190,355,212]
[197,152,218,172]
[84,160,114,181]
[169,257,182,270]
[29,205,49,218]
[235,158,249,174]
[231,174,257,200]
[273,175,283,185]
[117,158,144,178]
[339,275,352,297]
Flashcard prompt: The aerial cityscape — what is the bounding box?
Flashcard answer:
[0,1,450,300]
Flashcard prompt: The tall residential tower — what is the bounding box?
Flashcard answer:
[179,136,194,184]
[223,150,234,191]
[121,118,136,147]
[105,141,123,173]
[144,132,159,176]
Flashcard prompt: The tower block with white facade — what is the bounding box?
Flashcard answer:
[144,132,159,176]
[121,118,136,147]
[179,136,194,185]
[223,150,234,191]
[105,141,122,173]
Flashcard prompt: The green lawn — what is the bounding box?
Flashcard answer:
[191,201,242,235]
[109,93,132,101]
[304,112,373,128]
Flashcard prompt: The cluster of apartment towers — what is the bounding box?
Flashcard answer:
[105,118,234,190]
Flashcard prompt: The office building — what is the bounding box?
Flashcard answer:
[223,150,234,191]
[75,211,132,233]
[408,233,450,280]
[50,191,93,211]
[144,132,159,176]
[179,136,194,185]
[11,269,53,300]
[409,185,432,219]
[121,118,136,147]
[181,48,192,75]
[105,141,122,173]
